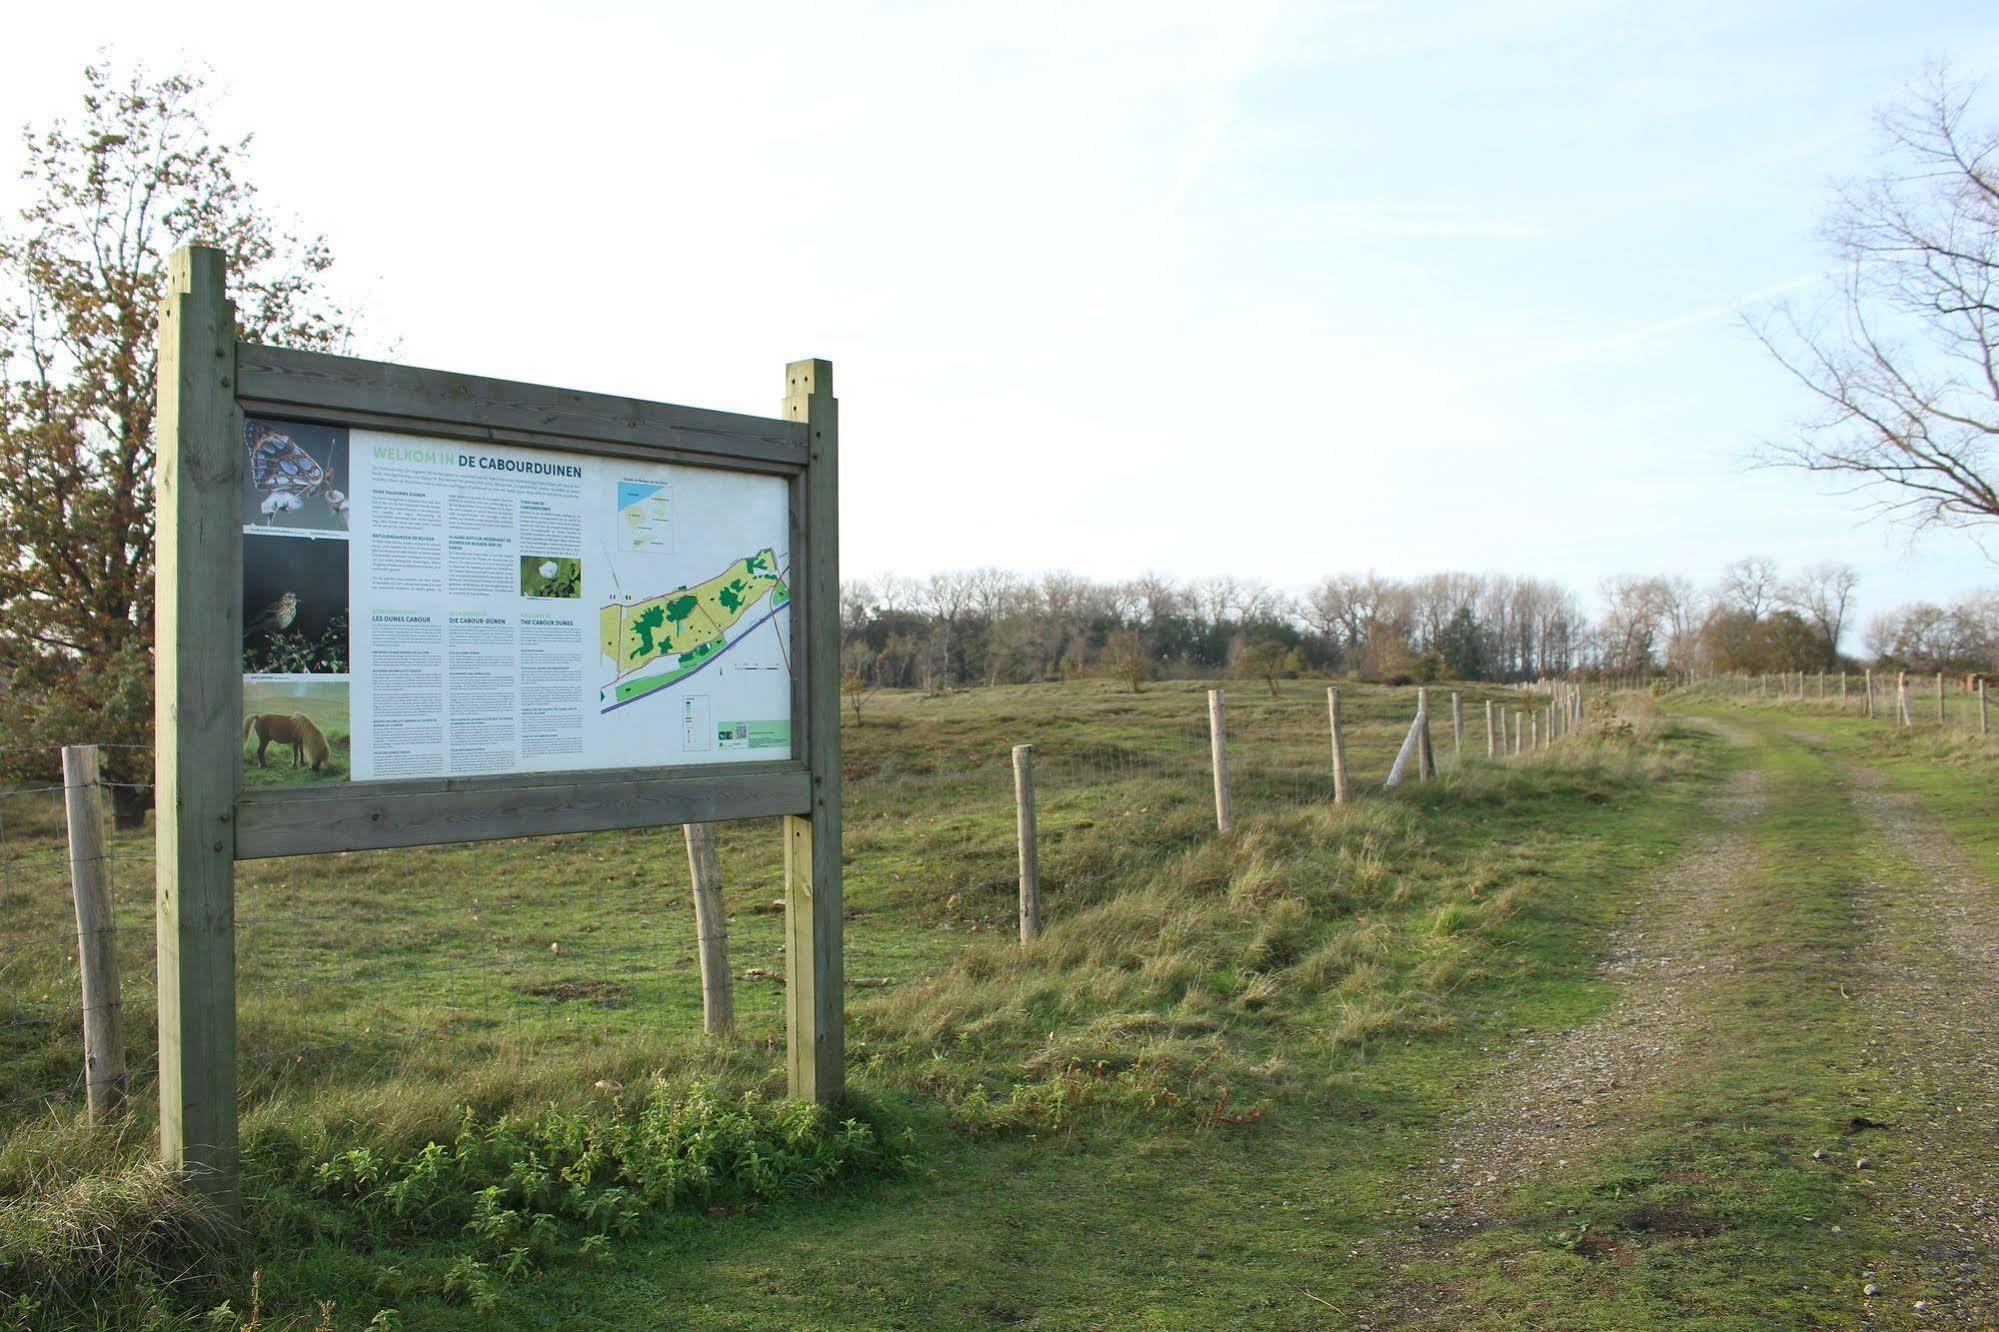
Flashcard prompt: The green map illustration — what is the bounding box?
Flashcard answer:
[598,548,787,708]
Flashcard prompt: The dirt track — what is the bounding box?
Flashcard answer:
[1844,770,1999,1327]
[1357,762,1765,1327]
[1359,717,1999,1328]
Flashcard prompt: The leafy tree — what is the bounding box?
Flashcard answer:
[1437,606,1485,680]
[1751,610,1826,672]
[0,64,354,823]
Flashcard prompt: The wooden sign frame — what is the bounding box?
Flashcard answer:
[155,247,843,1206]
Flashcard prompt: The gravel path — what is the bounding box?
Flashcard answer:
[1844,770,1999,1327]
[1354,765,1766,1325]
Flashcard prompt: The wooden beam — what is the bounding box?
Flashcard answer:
[235,765,809,858]
[155,246,241,1209]
[782,358,842,1103]
[237,343,807,471]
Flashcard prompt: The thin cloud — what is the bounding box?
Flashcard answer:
[1475,275,1820,381]
[1158,0,1291,214]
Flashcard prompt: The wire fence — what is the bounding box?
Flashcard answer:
[0,681,1579,1144]
[1684,669,1996,734]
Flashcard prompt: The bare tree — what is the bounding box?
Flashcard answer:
[1756,69,1999,540]
[1655,572,1703,676]
[1189,574,1242,631]
[1865,589,1999,671]
[1719,556,1782,620]
[1597,576,1672,675]
[1781,560,1860,661]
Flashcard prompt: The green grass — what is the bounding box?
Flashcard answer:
[0,679,1742,1327]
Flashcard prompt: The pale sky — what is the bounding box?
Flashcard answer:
[8,0,1999,641]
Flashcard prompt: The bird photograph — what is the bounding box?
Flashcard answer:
[247,590,299,638]
[242,533,347,675]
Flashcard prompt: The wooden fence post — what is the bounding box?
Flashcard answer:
[1208,689,1233,833]
[1485,698,1496,757]
[1013,745,1040,942]
[1841,671,1848,708]
[683,823,734,1037]
[1530,712,1540,752]
[1865,668,1874,719]
[63,745,125,1121]
[1384,707,1424,790]
[782,357,843,1104]
[1937,671,1946,725]
[1327,687,1350,805]
[1416,688,1436,782]
[155,245,241,1207]
[1450,691,1464,758]
[1898,672,1912,727]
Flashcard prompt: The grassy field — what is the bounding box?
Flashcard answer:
[9,677,1993,1327]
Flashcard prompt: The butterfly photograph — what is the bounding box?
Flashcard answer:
[241,417,350,533]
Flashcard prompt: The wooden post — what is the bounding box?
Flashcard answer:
[1450,692,1464,759]
[1416,688,1436,782]
[1937,671,1946,725]
[1485,698,1496,757]
[1530,711,1540,752]
[1208,689,1233,833]
[782,358,843,1104]
[1012,745,1040,942]
[63,746,126,1120]
[155,246,241,1206]
[1327,687,1350,805]
[1841,671,1848,709]
[1865,668,1874,719]
[1898,671,1912,727]
[683,823,734,1037]
[1383,709,1425,790]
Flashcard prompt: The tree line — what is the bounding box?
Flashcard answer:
[840,558,1999,692]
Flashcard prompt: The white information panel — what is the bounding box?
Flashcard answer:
[239,418,793,786]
